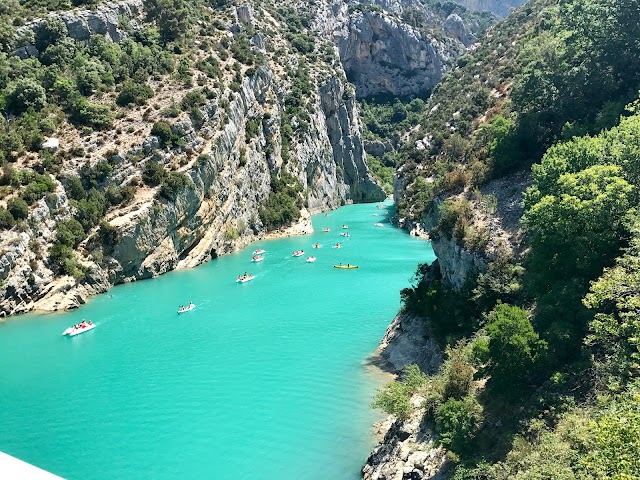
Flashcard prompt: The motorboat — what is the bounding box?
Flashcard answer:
[342,225,349,229]
[375,222,384,227]
[340,232,350,237]
[306,256,316,263]
[323,228,330,232]
[252,255,264,262]
[253,249,266,255]
[178,303,195,313]
[62,321,96,336]
[292,250,304,257]
[237,275,255,283]
[334,264,358,269]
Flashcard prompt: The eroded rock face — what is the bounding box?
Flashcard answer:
[452,0,527,17]
[363,312,447,480]
[14,0,144,58]
[331,8,461,98]
[0,61,383,316]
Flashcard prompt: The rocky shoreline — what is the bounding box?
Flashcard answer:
[1,208,319,319]
[363,312,450,480]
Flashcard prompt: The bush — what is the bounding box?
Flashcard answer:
[70,98,113,129]
[116,82,154,106]
[143,161,166,186]
[372,365,428,420]
[482,304,547,392]
[35,17,67,52]
[7,196,28,220]
[55,218,85,248]
[159,172,190,200]
[435,396,483,454]
[180,89,206,110]
[20,173,55,204]
[6,79,47,114]
[151,121,176,146]
[0,207,15,229]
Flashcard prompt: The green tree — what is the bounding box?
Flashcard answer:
[583,216,640,387]
[482,304,547,391]
[524,165,633,287]
[145,0,192,44]
[435,396,483,454]
[35,17,68,52]
[6,79,47,114]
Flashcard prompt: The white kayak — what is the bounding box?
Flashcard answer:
[63,323,96,337]
[237,275,255,283]
[306,256,316,263]
[178,304,195,314]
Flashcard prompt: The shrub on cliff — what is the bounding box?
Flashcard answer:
[159,172,191,201]
[151,121,179,147]
[435,396,483,455]
[6,79,47,115]
[143,161,166,186]
[372,365,428,420]
[7,196,28,220]
[70,98,113,129]
[55,218,85,248]
[116,82,154,107]
[476,304,547,393]
[0,206,15,229]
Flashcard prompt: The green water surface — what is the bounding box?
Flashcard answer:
[0,201,434,479]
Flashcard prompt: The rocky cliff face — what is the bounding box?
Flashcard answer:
[14,0,144,58]
[0,2,385,317]
[363,312,448,480]
[452,0,528,17]
[317,1,476,98]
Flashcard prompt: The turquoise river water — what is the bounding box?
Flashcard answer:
[0,201,435,479]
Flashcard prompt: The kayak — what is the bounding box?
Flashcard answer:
[332,244,341,249]
[178,304,195,313]
[237,275,255,283]
[342,225,349,229]
[306,256,316,263]
[253,249,266,255]
[340,233,350,237]
[334,265,358,269]
[312,243,321,249]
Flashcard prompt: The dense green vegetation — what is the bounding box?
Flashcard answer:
[397,0,640,221]
[358,98,427,193]
[258,172,303,230]
[374,0,640,475]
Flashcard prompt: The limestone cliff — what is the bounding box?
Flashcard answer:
[14,0,145,58]
[316,1,480,98]
[0,1,385,317]
[452,0,528,17]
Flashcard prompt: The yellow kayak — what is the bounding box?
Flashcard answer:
[334,265,358,269]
